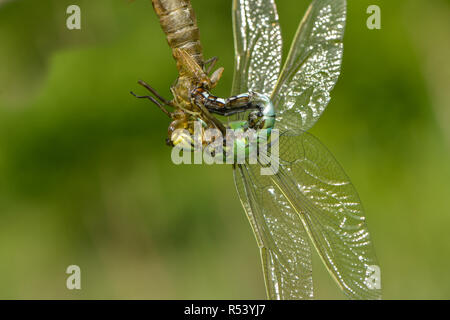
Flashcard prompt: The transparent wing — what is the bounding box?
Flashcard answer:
[258,130,381,299]
[230,0,283,117]
[271,0,346,132]
[234,164,313,300]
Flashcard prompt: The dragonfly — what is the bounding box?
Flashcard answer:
[227,0,381,299]
[133,0,381,299]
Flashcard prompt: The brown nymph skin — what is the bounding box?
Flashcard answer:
[149,0,226,140]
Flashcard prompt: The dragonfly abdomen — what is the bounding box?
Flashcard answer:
[192,87,253,116]
[152,0,204,69]
[192,88,276,130]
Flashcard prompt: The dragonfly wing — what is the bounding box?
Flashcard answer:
[234,164,313,299]
[271,0,346,132]
[230,0,283,120]
[262,130,381,299]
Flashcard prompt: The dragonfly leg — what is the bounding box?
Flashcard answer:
[130,91,172,118]
[204,56,218,75]
[137,80,173,106]
[197,103,227,135]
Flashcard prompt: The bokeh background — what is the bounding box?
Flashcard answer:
[0,0,449,299]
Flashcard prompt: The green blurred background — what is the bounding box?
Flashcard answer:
[0,0,449,299]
